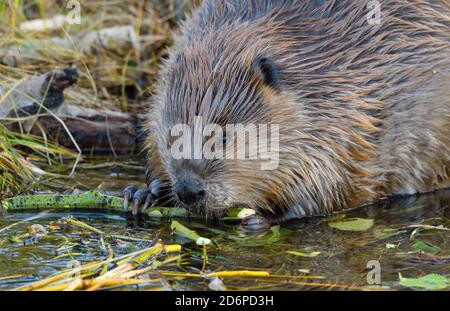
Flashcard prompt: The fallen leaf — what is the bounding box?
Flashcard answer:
[328,218,374,232]
[412,240,441,255]
[373,228,406,240]
[399,273,448,290]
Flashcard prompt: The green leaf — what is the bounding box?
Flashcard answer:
[412,240,441,254]
[286,250,321,258]
[399,273,448,290]
[8,232,22,244]
[328,218,374,232]
[171,220,211,246]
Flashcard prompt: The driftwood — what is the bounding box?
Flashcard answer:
[0,66,78,118]
[1,16,147,153]
[23,105,145,153]
[1,66,144,153]
[1,25,140,67]
[6,103,145,154]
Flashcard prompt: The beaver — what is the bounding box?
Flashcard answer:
[123,0,450,229]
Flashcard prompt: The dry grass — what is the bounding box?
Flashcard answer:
[0,0,196,196]
[0,0,197,111]
[0,0,194,112]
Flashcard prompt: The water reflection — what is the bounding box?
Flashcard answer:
[0,160,448,290]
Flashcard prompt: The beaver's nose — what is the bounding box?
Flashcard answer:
[173,181,205,205]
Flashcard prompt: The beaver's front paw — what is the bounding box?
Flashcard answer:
[122,186,151,215]
[241,215,271,231]
[122,179,165,215]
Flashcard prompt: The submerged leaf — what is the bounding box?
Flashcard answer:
[399,273,448,290]
[412,240,441,255]
[328,218,374,232]
[373,228,406,240]
[230,225,288,246]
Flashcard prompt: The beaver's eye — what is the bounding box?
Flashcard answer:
[252,57,280,90]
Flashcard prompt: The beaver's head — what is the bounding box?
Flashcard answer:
[146,27,304,217]
[147,22,376,218]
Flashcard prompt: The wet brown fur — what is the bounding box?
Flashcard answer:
[145,0,450,221]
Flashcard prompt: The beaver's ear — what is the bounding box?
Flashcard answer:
[252,57,281,90]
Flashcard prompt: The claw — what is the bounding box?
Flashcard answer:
[123,185,138,211]
[132,188,152,216]
[132,199,140,216]
[121,179,167,217]
[142,193,152,211]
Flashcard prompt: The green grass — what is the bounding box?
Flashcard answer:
[0,124,75,197]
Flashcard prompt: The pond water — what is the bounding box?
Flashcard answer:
[0,158,449,290]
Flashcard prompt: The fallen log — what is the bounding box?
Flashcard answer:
[6,104,145,154]
[1,66,145,153]
[0,66,78,118]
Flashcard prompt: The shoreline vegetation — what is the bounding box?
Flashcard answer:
[0,0,196,198]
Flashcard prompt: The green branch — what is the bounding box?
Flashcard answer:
[1,191,255,220]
